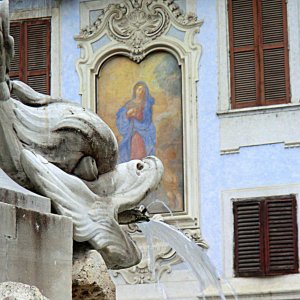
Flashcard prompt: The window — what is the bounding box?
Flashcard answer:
[9,18,51,94]
[233,195,298,277]
[228,0,290,109]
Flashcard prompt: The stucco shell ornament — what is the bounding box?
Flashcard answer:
[77,0,200,62]
[0,0,164,269]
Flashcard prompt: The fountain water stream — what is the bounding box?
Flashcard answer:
[139,220,238,300]
[147,199,174,215]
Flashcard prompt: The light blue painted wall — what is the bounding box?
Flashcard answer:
[9,0,58,11]
[60,0,81,102]
[197,0,300,274]
[196,0,223,272]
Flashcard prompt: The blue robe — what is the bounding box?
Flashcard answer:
[116,83,156,163]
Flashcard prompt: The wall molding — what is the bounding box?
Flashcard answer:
[75,0,203,284]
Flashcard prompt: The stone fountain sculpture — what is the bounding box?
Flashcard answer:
[0,0,163,270]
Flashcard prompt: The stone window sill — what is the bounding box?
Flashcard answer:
[217,102,300,154]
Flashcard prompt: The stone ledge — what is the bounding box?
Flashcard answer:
[0,169,50,213]
[0,202,73,300]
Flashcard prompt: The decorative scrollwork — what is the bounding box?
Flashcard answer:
[162,0,198,25]
[112,245,180,284]
[109,3,168,44]
[77,0,201,62]
[182,228,209,249]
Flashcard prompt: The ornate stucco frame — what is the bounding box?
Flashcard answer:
[75,0,204,283]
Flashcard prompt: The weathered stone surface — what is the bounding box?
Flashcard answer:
[0,202,16,238]
[0,282,48,300]
[72,244,116,300]
[0,202,73,300]
[21,150,163,269]
[0,169,50,213]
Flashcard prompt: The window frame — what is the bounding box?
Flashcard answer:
[233,195,299,277]
[217,0,300,154]
[9,18,51,95]
[221,185,300,297]
[10,7,61,97]
[227,0,290,109]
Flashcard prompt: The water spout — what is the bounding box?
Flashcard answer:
[138,220,233,300]
[146,199,174,216]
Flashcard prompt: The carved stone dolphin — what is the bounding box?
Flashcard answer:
[20,150,163,269]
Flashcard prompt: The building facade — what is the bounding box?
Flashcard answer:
[8,0,300,299]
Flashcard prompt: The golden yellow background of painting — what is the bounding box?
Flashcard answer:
[97,52,184,212]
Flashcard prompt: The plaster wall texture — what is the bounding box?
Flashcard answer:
[197,0,222,271]
[197,0,300,274]
[0,202,73,300]
[60,0,81,102]
[9,0,58,11]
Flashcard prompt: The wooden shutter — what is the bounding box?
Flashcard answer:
[9,23,22,81]
[265,196,298,275]
[228,0,289,109]
[234,195,298,277]
[260,0,290,105]
[233,200,264,276]
[9,18,51,95]
[229,0,258,108]
[25,20,51,94]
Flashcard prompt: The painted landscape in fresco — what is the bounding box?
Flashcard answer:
[97,52,184,213]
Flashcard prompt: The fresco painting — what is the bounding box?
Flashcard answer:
[97,52,184,213]
[116,81,156,163]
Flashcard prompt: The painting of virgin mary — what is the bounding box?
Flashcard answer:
[98,52,184,212]
[116,81,156,163]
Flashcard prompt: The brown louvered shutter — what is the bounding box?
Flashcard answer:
[9,18,51,95]
[9,23,22,81]
[234,195,298,277]
[233,200,264,276]
[260,0,290,105]
[228,0,289,109]
[229,0,258,108]
[265,196,298,275]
